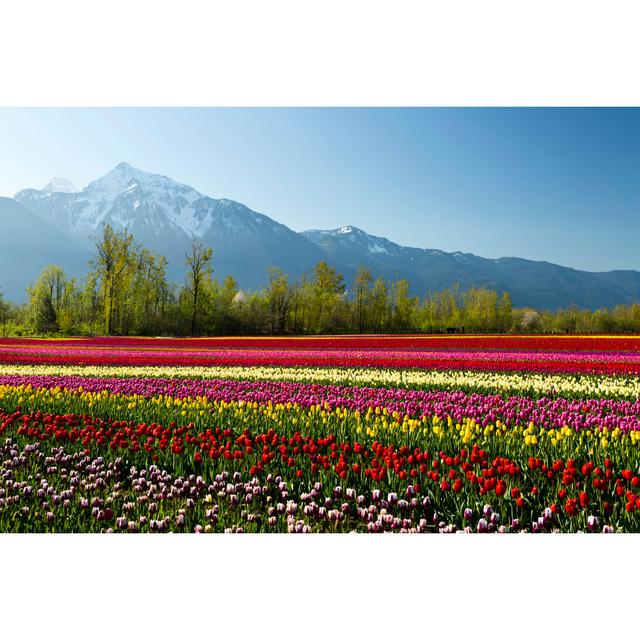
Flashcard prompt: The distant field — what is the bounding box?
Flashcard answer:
[1,334,640,374]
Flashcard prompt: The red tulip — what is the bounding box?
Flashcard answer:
[565,499,579,516]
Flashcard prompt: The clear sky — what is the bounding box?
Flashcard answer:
[0,107,637,272]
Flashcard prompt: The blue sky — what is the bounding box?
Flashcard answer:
[1,107,638,272]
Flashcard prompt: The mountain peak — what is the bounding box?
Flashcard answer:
[304,225,366,238]
[86,162,142,189]
[83,162,200,200]
[42,177,78,194]
[302,225,399,258]
[83,167,136,200]
[9,163,640,310]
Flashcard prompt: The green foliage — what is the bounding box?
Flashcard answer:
[353,266,372,333]
[92,224,139,335]
[27,265,72,334]
[3,229,640,337]
[0,289,10,337]
[265,268,292,334]
[309,262,346,334]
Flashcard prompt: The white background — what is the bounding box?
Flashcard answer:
[1,1,639,638]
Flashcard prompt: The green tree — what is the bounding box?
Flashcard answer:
[462,288,499,333]
[92,224,138,335]
[35,296,57,333]
[353,265,372,333]
[79,273,101,334]
[390,279,417,332]
[0,288,11,336]
[310,262,346,333]
[290,276,313,334]
[217,275,240,334]
[370,278,390,332]
[498,291,513,332]
[421,285,462,332]
[28,265,72,334]
[265,268,292,334]
[130,249,169,334]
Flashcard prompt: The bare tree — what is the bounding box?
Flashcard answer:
[185,239,213,336]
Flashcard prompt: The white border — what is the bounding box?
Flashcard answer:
[1,533,638,638]
[0,0,639,106]
[1,1,639,637]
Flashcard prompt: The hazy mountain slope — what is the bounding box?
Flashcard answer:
[0,197,91,302]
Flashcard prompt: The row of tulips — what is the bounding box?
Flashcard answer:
[3,334,640,352]
[1,407,638,532]
[3,344,640,375]
[3,374,640,438]
[0,364,638,400]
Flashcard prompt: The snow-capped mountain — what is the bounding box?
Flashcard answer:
[7,163,640,309]
[14,163,327,287]
[17,163,207,242]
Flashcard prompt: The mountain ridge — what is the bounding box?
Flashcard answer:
[301,225,640,309]
[5,163,640,310]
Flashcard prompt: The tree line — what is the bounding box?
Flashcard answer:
[1,224,639,336]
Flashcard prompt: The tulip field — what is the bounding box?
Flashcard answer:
[1,334,640,533]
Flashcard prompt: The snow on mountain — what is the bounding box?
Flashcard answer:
[302,226,414,258]
[15,162,292,244]
[14,162,328,288]
[42,177,78,193]
[16,163,205,242]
